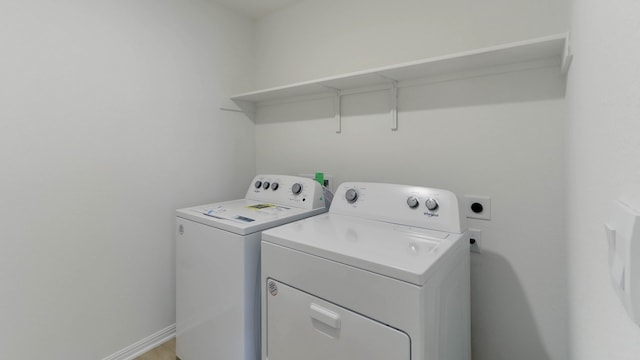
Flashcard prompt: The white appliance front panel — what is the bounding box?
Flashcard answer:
[266,279,410,360]
[176,218,260,360]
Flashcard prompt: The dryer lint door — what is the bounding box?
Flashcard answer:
[266,279,410,360]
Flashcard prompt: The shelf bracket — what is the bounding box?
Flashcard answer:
[220,99,256,121]
[333,90,342,134]
[561,32,573,74]
[390,80,398,131]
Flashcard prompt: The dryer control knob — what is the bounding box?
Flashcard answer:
[407,196,419,209]
[254,181,262,189]
[263,181,270,190]
[291,183,303,195]
[271,182,279,191]
[345,188,359,203]
[426,198,439,211]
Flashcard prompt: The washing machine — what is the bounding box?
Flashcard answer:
[261,182,470,360]
[176,174,328,360]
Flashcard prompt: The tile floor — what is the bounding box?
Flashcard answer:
[134,338,176,360]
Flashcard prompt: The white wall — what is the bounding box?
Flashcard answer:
[253,1,569,359]
[0,1,255,358]
[566,0,640,358]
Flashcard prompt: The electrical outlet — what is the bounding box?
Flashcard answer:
[464,195,491,220]
[299,174,335,193]
[469,228,482,253]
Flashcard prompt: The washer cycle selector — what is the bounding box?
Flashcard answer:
[345,188,359,203]
[426,198,439,211]
[407,196,419,209]
[291,183,303,195]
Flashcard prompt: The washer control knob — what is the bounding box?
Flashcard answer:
[407,196,419,209]
[425,198,439,211]
[345,188,359,203]
[254,181,262,189]
[291,183,303,195]
[263,181,270,190]
[271,182,279,191]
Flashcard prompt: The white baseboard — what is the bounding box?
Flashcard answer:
[102,323,176,360]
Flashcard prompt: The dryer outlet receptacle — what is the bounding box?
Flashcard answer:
[464,195,491,221]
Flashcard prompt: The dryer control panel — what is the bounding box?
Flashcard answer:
[245,174,325,210]
[331,182,466,234]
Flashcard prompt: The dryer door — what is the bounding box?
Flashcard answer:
[266,279,410,360]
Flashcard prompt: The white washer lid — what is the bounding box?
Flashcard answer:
[262,213,465,285]
[176,199,326,235]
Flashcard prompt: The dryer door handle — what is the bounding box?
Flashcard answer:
[310,303,341,329]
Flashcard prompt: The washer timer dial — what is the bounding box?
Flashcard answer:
[345,188,359,203]
[291,183,303,195]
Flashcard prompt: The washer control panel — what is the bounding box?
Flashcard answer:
[332,182,465,233]
[246,174,325,210]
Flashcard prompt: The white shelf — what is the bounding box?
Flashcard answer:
[226,33,572,132]
[231,33,571,105]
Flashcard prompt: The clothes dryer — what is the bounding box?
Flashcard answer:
[176,174,327,360]
[261,182,470,360]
